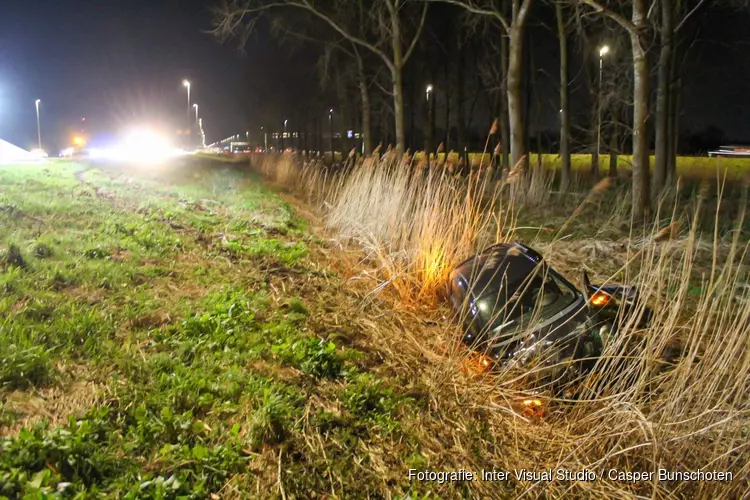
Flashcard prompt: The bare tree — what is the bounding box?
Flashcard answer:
[430,0,533,169]
[555,0,571,191]
[578,0,651,217]
[269,11,376,155]
[653,0,708,198]
[213,0,428,155]
[476,20,510,167]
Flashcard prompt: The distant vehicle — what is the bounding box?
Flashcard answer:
[708,145,750,158]
[229,142,252,153]
[448,242,652,395]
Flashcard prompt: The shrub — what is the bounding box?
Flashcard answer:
[248,389,291,448]
[32,243,54,259]
[1,244,27,270]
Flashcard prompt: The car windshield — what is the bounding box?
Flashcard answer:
[473,267,578,342]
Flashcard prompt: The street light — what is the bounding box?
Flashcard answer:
[34,99,42,150]
[283,119,288,151]
[425,85,434,155]
[182,80,191,124]
[193,103,199,123]
[261,126,268,152]
[328,109,335,160]
[595,45,610,176]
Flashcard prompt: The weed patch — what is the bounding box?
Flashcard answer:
[0,244,27,270]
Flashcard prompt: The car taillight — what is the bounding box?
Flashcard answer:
[590,291,613,307]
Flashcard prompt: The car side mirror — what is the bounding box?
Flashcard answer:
[581,271,592,302]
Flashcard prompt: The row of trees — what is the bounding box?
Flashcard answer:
[212,0,741,216]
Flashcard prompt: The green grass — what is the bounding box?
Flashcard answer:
[0,159,423,498]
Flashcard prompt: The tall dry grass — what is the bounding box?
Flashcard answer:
[248,150,749,498]
[326,159,519,303]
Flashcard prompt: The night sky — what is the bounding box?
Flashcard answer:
[0,0,249,152]
[1,1,749,153]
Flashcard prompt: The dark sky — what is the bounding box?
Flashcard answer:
[0,0,248,152]
[1,1,749,153]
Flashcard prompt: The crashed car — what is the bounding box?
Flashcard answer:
[448,242,652,392]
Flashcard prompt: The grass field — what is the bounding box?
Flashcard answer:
[410,152,750,180]
[0,159,445,498]
[1,156,748,499]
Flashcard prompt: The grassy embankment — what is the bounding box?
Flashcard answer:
[0,159,457,498]
[1,153,748,499]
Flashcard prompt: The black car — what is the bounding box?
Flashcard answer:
[448,242,651,392]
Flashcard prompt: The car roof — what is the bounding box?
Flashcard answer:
[451,242,543,299]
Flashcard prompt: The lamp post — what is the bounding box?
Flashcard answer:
[595,45,609,176]
[261,127,268,152]
[328,109,334,161]
[35,99,42,150]
[282,119,288,151]
[182,80,191,124]
[425,84,434,158]
[193,103,199,123]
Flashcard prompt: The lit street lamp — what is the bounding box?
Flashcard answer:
[283,119,288,151]
[182,79,191,124]
[328,108,334,159]
[425,85,434,155]
[595,45,610,176]
[35,99,42,150]
[193,103,199,123]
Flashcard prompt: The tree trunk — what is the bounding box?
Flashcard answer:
[389,6,406,156]
[380,100,388,148]
[555,0,571,192]
[525,24,533,171]
[631,1,651,218]
[335,68,349,157]
[444,56,451,152]
[500,28,510,168]
[653,0,673,200]
[355,51,372,155]
[507,24,527,170]
[408,64,416,149]
[457,47,466,153]
[669,78,681,184]
[667,54,681,186]
[591,72,600,177]
[609,104,619,177]
[391,68,406,156]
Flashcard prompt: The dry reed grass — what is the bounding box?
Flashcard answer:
[247,150,749,499]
